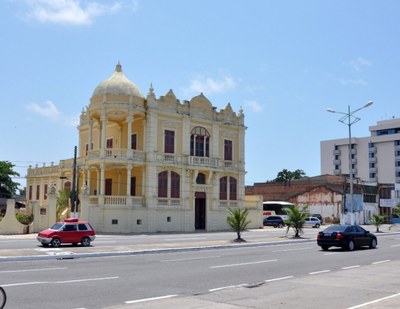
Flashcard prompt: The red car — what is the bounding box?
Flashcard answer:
[37,218,96,247]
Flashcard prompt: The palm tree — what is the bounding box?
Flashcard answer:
[56,189,71,221]
[226,208,251,242]
[371,214,385,232]
[284,205,309,238]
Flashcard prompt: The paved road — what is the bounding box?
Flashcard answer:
[0,226,400,309]
[0,226,321,261]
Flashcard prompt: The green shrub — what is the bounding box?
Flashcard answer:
[16,213,33,225]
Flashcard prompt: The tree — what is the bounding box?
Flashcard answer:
[393,203,400,217]
[226,208,251,242]
[56,189,71,221]
[284,205,309,238]
[371,214,385,233]
[0,161,20,198]
[273,169,306,184]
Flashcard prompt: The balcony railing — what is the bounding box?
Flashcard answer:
[87,148,145,162]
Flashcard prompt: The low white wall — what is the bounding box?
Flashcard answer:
[0,199,27,234]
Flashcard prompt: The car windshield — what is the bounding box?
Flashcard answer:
[49,223,64,230]
[323,225,347,232]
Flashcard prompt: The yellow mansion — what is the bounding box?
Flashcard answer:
[26,64,262,233]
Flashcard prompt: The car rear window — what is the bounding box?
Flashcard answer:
[323,225,347,232]
[78,223,89,231]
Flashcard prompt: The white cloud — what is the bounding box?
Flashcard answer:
[339,78,368,86]
[244,99,263,113]
[186,75,236,95]
[24,0,123,25]
[343,57,372,71]
[26,100,61,118]
[25,100,79,126]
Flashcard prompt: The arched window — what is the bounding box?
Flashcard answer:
[219,176,227,200]
[158,171,168,197]
[171,172,180,198]
[190,126,210,157]
[196,173,206,184]
[229,177,237,200]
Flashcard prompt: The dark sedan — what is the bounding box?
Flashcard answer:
[263,216,285,228]
[317,225,377,251]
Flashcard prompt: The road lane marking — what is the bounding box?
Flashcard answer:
[309,270,331,275]
[0,267,67,274]
[346,292,400,309]
[160,255,221,262]
[264,276,294,282]
[125,294,178,304]
[55,276,119,284]
[210,259,277,269]
[342,265,360,270]
[209,284,246,292]
[372,260,390,265]
[2,276,119,287]
[390,244,400,247]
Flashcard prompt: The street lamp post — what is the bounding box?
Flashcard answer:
[327,101,373,225]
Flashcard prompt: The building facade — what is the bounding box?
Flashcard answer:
[245,175,380,225]
[26,64,262,233]
[321,118,400,184]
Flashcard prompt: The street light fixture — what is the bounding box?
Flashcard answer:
[327,101,373,225]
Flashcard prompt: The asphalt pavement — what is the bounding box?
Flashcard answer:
[1,224,400,308]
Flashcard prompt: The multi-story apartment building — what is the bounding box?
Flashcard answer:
[321,118,400,184]
[26,64,262,233]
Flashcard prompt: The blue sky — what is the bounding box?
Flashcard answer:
[1,0,399,191]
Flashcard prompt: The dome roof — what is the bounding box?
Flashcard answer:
[92,63,143,98]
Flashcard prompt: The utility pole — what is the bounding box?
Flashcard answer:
[71,146,77,218]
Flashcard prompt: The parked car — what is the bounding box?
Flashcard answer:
[37,218,96,247]
[303,217,321,228]
[317,224,377,251]
[263,216,285,228]
[312,214,323,224]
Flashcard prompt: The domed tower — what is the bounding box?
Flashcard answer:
[77,63,147,198]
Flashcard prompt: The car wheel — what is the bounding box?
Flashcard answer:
[81,237,91,247]
[347,240,355,251]
[278,223,283,228]
[321,246,329,251]
[273,225,277,228]
[369,238,377,249]
[315,224,320,228]
[51,238,61,247]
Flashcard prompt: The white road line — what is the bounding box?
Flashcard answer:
[264,276,294,282]
[390,244,400,247]
[160,255,221,262]
[0,267,67,274]
[372,260,391,265]
[209,284,246,292]
[125,294,178,304]
[55,276,119,284]
[2,276,119,287]
[210,259,277,269]
[309,270,331,275]
[346,292,400,309]
[341,265,360,270]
